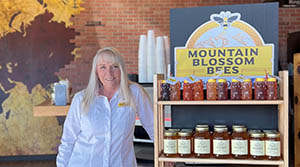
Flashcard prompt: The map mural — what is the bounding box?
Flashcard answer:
[0,0,83,155]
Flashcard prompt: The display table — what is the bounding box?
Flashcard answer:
[33,100,69,117]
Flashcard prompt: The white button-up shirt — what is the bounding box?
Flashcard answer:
[56,83,154,167]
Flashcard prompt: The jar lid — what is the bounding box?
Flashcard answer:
[232,125,245,129]
[267,77,277,82]
[217,79,227,83]
[208,79,216,83]
[184,80,189,83]
[250,131,265,138]
[263,130,277,133]
[232,79,240,82]
[233,127,247,132]
[243,78,251,82]
[255,78,265,82]
[196,124,209,128]
[214,127,228,132]
[214,125,227,128]
[195,127,209,132]
[162,80,166,83]
[266,132,280,138]
[168,128,180,132]
[249,130,262,134]
[178,131,192,136]
[164,130,177,136]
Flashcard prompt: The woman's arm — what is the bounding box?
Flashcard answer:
[56,92,82,167]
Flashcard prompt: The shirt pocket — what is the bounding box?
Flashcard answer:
[115,105,136,134]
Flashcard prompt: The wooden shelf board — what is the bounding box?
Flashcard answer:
[158,155,284,165]
[33,100,69,117]
[157,100,284,105]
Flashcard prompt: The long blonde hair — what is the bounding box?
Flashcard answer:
[81,47,134,113]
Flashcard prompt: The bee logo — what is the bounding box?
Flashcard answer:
[210,11,241,30]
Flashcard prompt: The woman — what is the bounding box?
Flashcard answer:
[56,47,154,167]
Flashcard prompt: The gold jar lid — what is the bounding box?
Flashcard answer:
[232,79,240,83]
[214,127,228,132]
[266,132,280,138]
[250,131,265,138]
[208,79,216,83]
[255,78,265,82]
[214,125,227,128]
[196,124,209,128]
[243,78,251,82]
[164,130,177,137]
[168,128,180,132]
[249,130,262,134]
[232,125,245,129]
[267,77,276,82]
[178,131,192,137]
[195,126,209,132]
[233,127,247,132]
[217,79,227,83]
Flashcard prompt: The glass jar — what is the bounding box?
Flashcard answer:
[231,79,241,100]
[266,78,278,100]
[160,80,170,100]
[183,80,193,101]
[241,79,252,100]
[193,80,204,100]
[217,79,228,100]
[231,127,249,159]
[194,126,211,158]
[249,131,265,160]
[254,78,266,100]
[265,131,281,160]
[178,130,193,157]
[213,126,230,159]
[170,81,181,101]
[206,79,217,100]
[163,130,178,157]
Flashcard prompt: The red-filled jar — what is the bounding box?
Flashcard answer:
[193,80,204,100]
[217,79,228,100]
[183,80,193,101]
[241,79,252,100]
[206,79,217,100]
[254,78,266,100]
[266,78,278,100]
[231,79,241,100]
[170,81,181,101]
[213,126,230,159]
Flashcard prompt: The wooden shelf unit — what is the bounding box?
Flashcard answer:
[33,100,69,117]
[153,71,289,167]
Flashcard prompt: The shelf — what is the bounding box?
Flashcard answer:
[33,100,69,117]
[159,154,284,165]
[158,100,284,105]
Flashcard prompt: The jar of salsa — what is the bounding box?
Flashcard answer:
[241,79,252,100]
[231,79,241,100]
[217,79,228,100]
[194,126,211,158]
[206,79,217,100]
[254,78,266,100]
[160,80,170,100]
[170,81,181,101]
[231,127,249,159]
[183,80,193,101]
[193,80,204,100]
[266,78,278,100]
[164,130,178,157]
[213,126,230,159]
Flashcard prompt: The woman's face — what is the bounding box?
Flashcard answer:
[96,54,121,89]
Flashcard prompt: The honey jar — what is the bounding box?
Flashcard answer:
[193,80,204,100]
[163,130,178,157]
[231,79,241,100]
[178,130,192,157]
[265,131,281,160]
[241,78,252,100]
[213,126,230,159]
[231,127,249,159]
[217,79,228,100]
[266,78,278,100]
[183,80,193,101]
[160,80,170,100]
[249,131,265,160]
[194,126,211,158]
[206,79,217,100]
[170,81,181,101]
[254,78,266,100]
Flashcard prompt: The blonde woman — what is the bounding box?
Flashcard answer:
[56,47,154,167]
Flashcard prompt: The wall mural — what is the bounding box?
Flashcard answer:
[0,0,83,156]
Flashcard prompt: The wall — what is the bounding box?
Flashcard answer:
[57,0,300,93]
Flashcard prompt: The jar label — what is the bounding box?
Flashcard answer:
[213,139,229,155]
[178,139,191,154]
[194,139,210,154]
[231,139,248,155]
[250,140,265,156]
[266,141,280,157]
[163,139,177,154]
